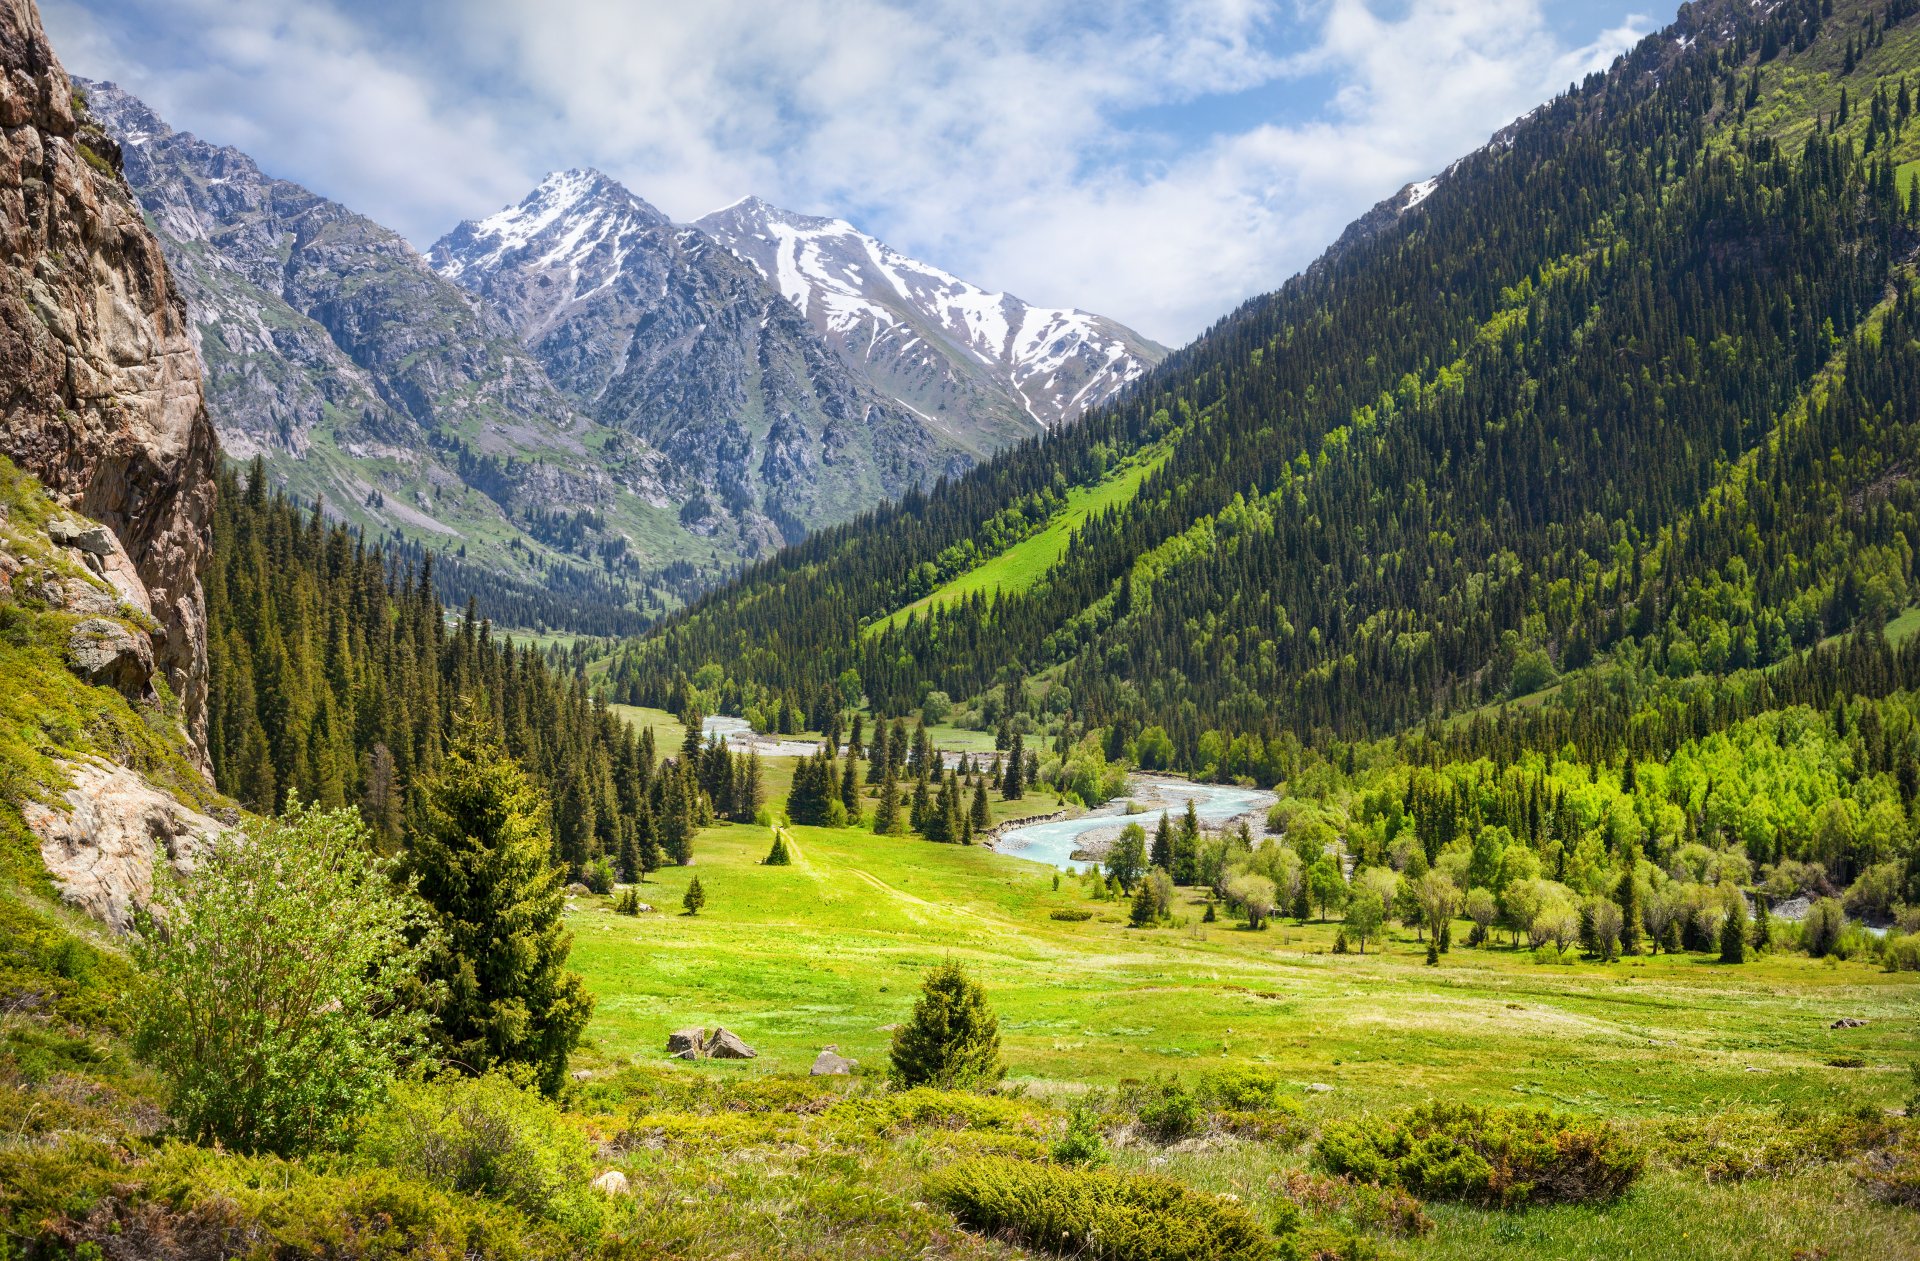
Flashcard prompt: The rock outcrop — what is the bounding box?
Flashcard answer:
[0,0,216,761]
[23,758,219,932]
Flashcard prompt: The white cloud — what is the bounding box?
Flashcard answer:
[42,0,1658,344]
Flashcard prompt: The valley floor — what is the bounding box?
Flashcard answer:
[563,798,1920,1260]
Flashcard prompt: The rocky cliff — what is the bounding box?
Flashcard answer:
[0,0,215,758]
[0,0,222,931]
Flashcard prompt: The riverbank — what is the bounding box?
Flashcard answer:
[990,775,1277,870]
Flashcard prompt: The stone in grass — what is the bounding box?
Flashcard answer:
[1831,1017,1868,1029]
[810,1046,856,1076]
[704,1026,757,1059]
[591,1170,631,1196]
[570,1069,593,1081]
[47,517,115,555]
[667,1027,707,1057]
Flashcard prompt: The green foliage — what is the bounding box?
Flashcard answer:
[132,798,435,1155]
[683,873,707,915]
[928,1155,1288,1261]
[1316,1101,1643,1208]
[1132,1076,1204,1144]
[1050,907,1094,922]
[404,706,592,1096]
[889,959,1005,1089]
[764,828,792,865]
[356,1072,600,1229]
[1804,896,1849,957]
[1052,1101,1107,1166]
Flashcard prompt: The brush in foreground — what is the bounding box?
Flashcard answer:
[929,1155,1289,1261]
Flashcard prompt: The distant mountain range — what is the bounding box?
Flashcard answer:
[81,82,1163,628]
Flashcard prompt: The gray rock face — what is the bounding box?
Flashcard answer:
[666,1027,706,1056]
[0,3,216,762]
[46,517,113,555]
[67,616,152,697]
[696,197,1164,442]
[23,758,220,932]
[432,171,976,542]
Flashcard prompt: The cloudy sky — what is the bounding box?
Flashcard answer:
[45,0,1672,345]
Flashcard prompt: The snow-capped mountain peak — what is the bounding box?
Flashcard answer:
[694,196,1164,431]
[431,168,667,286]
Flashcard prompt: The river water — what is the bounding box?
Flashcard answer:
[992,777,1275,871]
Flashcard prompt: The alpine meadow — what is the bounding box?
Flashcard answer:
[4,0,1920,1259]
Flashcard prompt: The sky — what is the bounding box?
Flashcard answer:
[43,0,1675,346]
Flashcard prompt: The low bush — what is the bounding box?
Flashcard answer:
[1315,1101,1642,1208]
[1050,908,1094,922]
[356,1072,600,1230]
[1131,1077,1204,1144]
[1052,1101,1106,1166]
[582,858,615,894]
[929,1155,1290,1261]
[1858,1126,1920,1209]
[1654,1105,1901,1182]
[1882,932,1920,973]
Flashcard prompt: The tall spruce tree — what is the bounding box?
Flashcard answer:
[404,705,592,1095]
[889,960,1005,1089]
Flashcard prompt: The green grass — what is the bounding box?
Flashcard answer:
[1884,604,1920,647]
[870,447,1172,635]
[558,761,1920,1259]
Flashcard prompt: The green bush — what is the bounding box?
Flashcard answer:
[929,1155,1289,1261]
[1315,1101,1642,1208]
[133,800,435,1155]
[1050,908,1093,922]
[1133,1077,1204,1144]
[1201,1066,1288,1112]
[582,858,615,894]
[356,1072,600,1229]
[1052,1102,1107,1166]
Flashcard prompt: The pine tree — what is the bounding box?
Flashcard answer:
[971,779,992,831]
[617,828,641,884]
[890,960,1005,1088]
[660,769,694,865]
[764,829,792,866]
[874,769,901,835]
[910,774,931,833]
[1001,733,1025,800]
[1130,879,1158,927]
[1617,839,1642,956]
[868,717,890,784]
[841,741,862,820]
[1174,799,1200,885]
[404,704,592,1095]
[683,874,706,916]
[1151,812,1174,871]
[1720,895,1749,963]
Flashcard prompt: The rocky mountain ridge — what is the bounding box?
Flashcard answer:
[694,195,1163,444]
[432,170,974,542]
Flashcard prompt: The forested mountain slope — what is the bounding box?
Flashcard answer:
[610,0,1920,774]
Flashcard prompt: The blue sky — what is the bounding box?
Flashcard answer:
[44,0,1673,344]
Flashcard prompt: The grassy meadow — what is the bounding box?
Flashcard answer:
[558,748,1920,1260]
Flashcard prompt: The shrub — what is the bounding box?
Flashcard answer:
[683,875,706,915]
[1200,1066,1287,1113]
[614,889,642,915]
[582,858,615,894]
[890,960,1005,1089]
[357,1072,598,1229]
[133,799,435,1155]
[764,830,792,865]
[1132,1077,1203,1144]
[1803,897,1847,957]
[1890,934,1920,973]
[1315,1101,1642,1208]
[1050,908,1094,922]
[1052,1102,1107,1166]
[929,1155,1287,1261]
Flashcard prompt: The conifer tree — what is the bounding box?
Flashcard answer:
[874,769,901,835]
[1002,733,1025,800]
[1720,895,1749,963]
[660,770,694,865]
[1617,839,1643,955]
[1151,812,1174,871]
[868,717,891,784]
[971,780,992,831]
[764,829,791,866]
[910,774,931,833]
[683,874,706,915]
[889,960,1005,1089]
[1174,799,1200,885]
[404,705,592,1095]
[841,741,862,819]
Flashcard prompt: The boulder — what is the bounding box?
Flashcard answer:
[704,1026,757,1059]
[67,617,153,699]
[570,1069,593,1082]
[1830,1017,1868,1029]
[666,1027,707,1056]
[810,1047,856,1076]
[47,517,115,555]
[590,1169,630,1196]
[566,881,591,895]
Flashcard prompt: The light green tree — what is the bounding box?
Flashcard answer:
[890,960,1005,1088]
[135,798,436,1154]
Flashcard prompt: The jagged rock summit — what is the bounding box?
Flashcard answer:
[696,195,1164,439]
